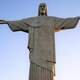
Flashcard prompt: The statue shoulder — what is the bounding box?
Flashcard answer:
[21,16,64,26]
[21,16,42,27]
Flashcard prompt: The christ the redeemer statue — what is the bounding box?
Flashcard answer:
[0,3,80,80]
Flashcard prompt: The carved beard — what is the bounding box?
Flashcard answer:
[40,9,46,16]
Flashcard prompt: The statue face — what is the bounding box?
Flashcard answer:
[38,3,47,16]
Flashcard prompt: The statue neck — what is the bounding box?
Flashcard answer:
[39,13,47,16]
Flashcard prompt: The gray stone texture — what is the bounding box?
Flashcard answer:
[0,7,79,80]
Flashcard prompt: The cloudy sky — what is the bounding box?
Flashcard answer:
[0,0,80,80]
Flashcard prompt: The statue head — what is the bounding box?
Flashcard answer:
[38,3,47,16]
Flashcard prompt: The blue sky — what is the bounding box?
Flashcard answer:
[0,0,80,80]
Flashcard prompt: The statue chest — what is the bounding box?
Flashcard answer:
[28,24,55,52]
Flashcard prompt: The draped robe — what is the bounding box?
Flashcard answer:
[7,16,79,80]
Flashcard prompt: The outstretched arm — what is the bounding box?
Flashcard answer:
[54,16,80,32]
[0,19,31,32]
[60,17,80,30]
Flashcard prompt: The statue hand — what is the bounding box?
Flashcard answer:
[0,20,8,24]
